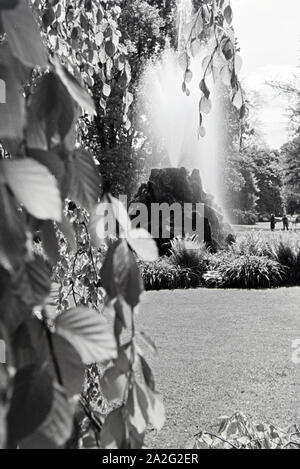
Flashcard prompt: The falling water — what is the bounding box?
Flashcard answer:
[138,0,224,204]
[177,0,194,51]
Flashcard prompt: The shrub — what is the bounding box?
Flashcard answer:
[203,254,284,289]
[169,237,210,276]
[139,258,200,291]
[189,412,300,449]
[140,233,300,291]
[266,234,300,284]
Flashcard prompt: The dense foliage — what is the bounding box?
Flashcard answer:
[0,0,163,449]
[82,0,177,197]
[223,146,283,223]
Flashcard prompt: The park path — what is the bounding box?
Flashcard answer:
[137,288,300,449]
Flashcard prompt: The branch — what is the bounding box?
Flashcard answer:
[42,311,63,387]
[266,80,300,98]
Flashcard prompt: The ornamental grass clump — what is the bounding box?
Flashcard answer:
[266,233,300,284]
[229,231,270,257]
[169,237,211,277]
[139,258,200,291]
[203,254,284,289]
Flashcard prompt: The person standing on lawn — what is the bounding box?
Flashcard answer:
[282,214,289,231]
[270,214,276,231]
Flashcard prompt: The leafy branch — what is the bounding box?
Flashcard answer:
[180,0,246,136]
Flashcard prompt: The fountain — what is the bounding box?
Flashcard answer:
[132,0,231,253]
[131,166,231,254]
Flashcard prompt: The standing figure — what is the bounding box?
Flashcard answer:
[282,214,289,231]
[270,213,276,231]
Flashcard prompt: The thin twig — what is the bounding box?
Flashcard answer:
[42,311,63,387]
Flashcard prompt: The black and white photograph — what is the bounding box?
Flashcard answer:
[0,0,300,454]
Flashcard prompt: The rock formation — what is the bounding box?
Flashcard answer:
[131,167,232,255]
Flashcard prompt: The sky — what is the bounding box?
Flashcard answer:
[231,0,300,148]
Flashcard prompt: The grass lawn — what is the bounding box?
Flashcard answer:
[138,288,300,449]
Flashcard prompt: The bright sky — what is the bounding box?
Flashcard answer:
[232,0,300,148]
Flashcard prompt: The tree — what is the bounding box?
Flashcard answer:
[254,148,283,217]
[82,0,177,198]
[223,148,259,224]
[268,79,300,136]
[267,75,300,213]
[281,137,300,214]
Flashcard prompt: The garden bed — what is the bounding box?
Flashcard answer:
[139,232,300,291]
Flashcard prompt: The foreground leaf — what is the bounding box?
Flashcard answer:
[127,229,158,262]
[144,385,165,432]
[20,384,73,449]
[55,307,117,364]
[7,365,54,445]
[26,72,75,151]
[100,349,130,402]
[0,267,30,334]
[127,383,148,435]
[2,0,48,67]
[224,5,233,25]
[49,334,85,397]
[107,194,131,235]
[127,381,164,433]
[40,220,60,266]
[37,383,73,447]
[140,355,155,392]
[100,366,127,402]
[57,216,76,252]
[100,241,120,299]
[53,58,95,116]
[1,158,62,221]
[14,318,85,398]
[0,47,25,140]
[29,148,67,196]
[14,255,51,307]
[0,364,8,449]
[69,149,101,211]
[113,241,144,308]
[100,408,127,449]
[0,0,19,9]
[0,185,26,269]
[0,324,10,449]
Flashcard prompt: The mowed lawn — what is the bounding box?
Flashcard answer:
[137,288,300,449]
